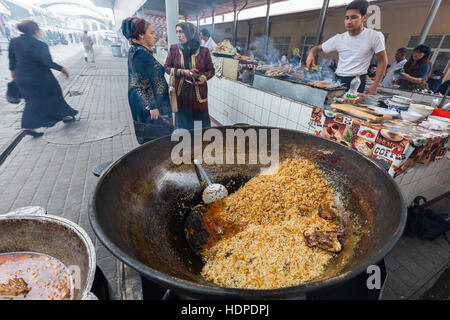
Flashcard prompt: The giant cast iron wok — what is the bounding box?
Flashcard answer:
[89,126,407,299]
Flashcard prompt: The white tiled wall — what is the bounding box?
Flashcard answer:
[395,159,450,206]
[208,76,450,204]
[208,76,315,135]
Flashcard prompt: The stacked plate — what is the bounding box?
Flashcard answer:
[400,103,435,123]
[409,104,435,117]
[385,95,412,112]
[391,95,413,105]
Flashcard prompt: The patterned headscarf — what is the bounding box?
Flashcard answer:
[121,17,150,41]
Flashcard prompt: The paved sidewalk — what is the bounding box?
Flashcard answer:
[0,45,448,300]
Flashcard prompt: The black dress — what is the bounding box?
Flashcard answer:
[8,34,78,129]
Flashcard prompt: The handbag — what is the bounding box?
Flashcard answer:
[133,116,174,145]
[169,68,178,113]
[405,196,449,243]
[6,80,22,104]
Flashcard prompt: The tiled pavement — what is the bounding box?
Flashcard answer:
[381,195,450,300]
[0,46,448,300]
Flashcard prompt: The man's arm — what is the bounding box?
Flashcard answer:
[305,45,323,68]
[367,50,387,95]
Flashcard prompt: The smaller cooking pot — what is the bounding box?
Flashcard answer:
[0,213,96,300]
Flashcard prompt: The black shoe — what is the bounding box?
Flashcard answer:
[62,116,76,123]
[25,130,44,137]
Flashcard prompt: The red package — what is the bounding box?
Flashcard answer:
[430,108,450,119]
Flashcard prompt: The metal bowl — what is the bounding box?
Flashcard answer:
[0,214,96,300]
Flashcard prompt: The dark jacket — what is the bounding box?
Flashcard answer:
[8,34,77,129]
[127,44,171,123]
[9,34,63,74]
[164,44,215,111]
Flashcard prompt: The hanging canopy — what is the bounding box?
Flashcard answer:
[141,0,286,19]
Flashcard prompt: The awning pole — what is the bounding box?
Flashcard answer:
[314,0,329,46]
[232,0,238,47]
[418,0,442,44]
[263,0,272,56]
[211,7,215,40]
[197,14,200,33]
[165,0,179,46]
[314,0,330,65]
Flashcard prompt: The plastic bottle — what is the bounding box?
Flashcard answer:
[431,97,439,109]
[346,75,361,103]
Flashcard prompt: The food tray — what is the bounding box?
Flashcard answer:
[212,52,235,58]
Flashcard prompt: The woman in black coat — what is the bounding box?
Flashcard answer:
[8,20,78,137]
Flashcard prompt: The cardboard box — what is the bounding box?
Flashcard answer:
[222,57,239,81]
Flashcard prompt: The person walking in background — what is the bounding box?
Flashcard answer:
[164,22,215,130]
[122,17,172,144]
[199,28,217,51]
[8,20,78,137]
[81,30,95,63]
[5,25,10,40]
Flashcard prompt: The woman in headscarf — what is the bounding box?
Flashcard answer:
[164,22,215,130]
[398,44,432,91]
[8,20,78,137]
[122,17,171,144]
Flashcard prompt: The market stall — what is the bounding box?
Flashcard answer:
[308,107,449,178]
[155,42,450,205]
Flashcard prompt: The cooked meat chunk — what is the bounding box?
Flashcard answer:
[0,277,30,297]
[318,203,337,220]
[337,211,351,244]
[303,230,342,253]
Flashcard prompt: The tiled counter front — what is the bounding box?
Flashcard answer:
[207,76,450,205]
[207,77,314,133]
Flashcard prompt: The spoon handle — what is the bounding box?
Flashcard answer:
[193,159,212,186]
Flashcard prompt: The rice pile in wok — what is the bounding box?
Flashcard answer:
[198,159,348,289]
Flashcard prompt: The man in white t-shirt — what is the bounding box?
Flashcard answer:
[200,28,217,51]
[306,0,387,95]
[381,47,408,88]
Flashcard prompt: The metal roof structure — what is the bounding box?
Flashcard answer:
[144,0,286,19]
[93,0,285,19]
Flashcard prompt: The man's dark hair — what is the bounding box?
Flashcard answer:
[397,47,407,55]
[84,30,88,34]
[200,28,210,38]
[346,0,369,16]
